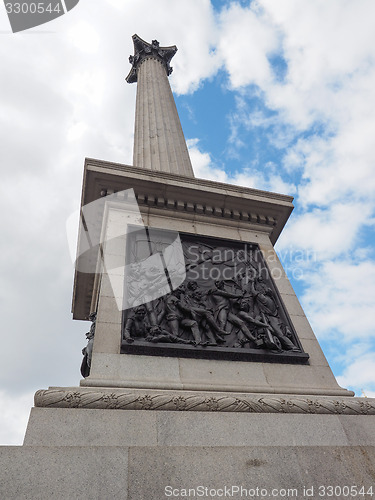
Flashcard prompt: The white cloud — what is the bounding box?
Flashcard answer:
[278,202,374,259]
[261,0,375,126]
[300,260,375,341]
[67,120,88,142]
[336,354,375,396]
[67,21,100,53]
[218,2,279,89]
[188,138,296,195]
[0,391,34,445]
[283,108,375,208]
[219,0,375,212]
[188,138,229,183]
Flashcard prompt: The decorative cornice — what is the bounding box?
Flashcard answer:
[34,388,375,415]
[134,190,278,228]
[126,34,177,84]
[85,158,294,204]
[84,159,293,234]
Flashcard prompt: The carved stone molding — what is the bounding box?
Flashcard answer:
[34,388,375,415]
[135,191,278,228]
[126,34,177,84]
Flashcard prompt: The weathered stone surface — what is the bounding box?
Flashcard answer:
[2,442,374,500]
[24,408,158,447]
[24,405,375,447]
[127,446,375,500]
[82,350,350,396]
[7,403,372,498]
[0,446,129,500]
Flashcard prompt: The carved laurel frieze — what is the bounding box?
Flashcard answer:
[34,389,375,415]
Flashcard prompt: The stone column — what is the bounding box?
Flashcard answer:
[126,34,194,178]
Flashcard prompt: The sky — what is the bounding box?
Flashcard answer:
[1,0,375,445]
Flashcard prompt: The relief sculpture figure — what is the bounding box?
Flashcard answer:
[209,280,256,346]
[124,305,150,343]
[165,288,203,345]
[184,282,228,345]
[250,278,300,352]
[145,325,193,344]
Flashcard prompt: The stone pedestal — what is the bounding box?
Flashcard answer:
[2,442,375,500]
[3,159,372,499]
[1,397,374,499]
[73,159,351,399]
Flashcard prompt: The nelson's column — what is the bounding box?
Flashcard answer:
[1,34,375,499]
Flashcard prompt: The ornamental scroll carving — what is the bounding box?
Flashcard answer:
[121,230,309,363]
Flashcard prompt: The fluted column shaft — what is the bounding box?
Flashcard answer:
[133,58,194,177]
[127,35,194,178]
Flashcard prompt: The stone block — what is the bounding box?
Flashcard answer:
[155,412,349,447]
[2,443,374,499]
[24,408,157,447]
[85,353,182,389]
[102,252,126,271]
[105,221,137,240]
[127,446,375,500]
[102,235,127,257]
[262,363,346,394]
[272,274,296,295]
[280,293,306,316]
[92,321,121,354]
[0,446,129,500]
[339,415,375,445]
[193,222,241,241]
[238,229,270,244]
[289,314,317,340]
[178,357,268,392]
[147,213,196,233]
[88,352,122,381]
[297,338,329,367]
[100,273,124,300]
[24,407,375,448]
[96,295,122,324]
[85,349,348,396]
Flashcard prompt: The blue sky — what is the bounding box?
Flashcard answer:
[0,0,375,444]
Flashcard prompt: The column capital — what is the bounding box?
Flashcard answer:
[126,34,177,84]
